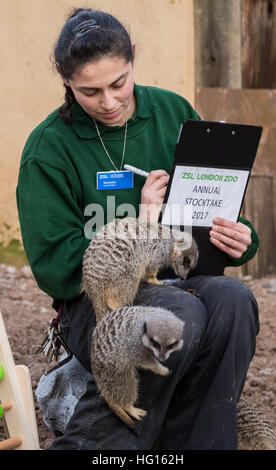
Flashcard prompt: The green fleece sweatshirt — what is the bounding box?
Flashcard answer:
[16,84,258,309]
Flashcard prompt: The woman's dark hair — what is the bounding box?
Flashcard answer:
[54,8,133,122]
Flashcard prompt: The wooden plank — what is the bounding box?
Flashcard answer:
[225,266,244,280]
[0,311,39,450]
[226,175,276,278]
[242,175,276,277]
[242,0,276,88]
[16,365,40,449]
[195,88,276,177]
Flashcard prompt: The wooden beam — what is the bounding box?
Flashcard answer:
[194,0,242,87]
[242,0,276,88]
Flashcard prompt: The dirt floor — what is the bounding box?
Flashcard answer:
[0,262,275,450]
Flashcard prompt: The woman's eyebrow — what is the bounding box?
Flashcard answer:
[77,72,128,91]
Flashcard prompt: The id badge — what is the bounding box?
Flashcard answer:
[97,170,134,190]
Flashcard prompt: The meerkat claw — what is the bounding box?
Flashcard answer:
[125,405,147,421]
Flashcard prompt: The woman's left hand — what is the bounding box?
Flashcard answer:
[209,217,252,259]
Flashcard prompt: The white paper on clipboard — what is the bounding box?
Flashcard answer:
[161,165,249,227]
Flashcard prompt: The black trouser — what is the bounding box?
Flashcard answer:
[50,275,259,450]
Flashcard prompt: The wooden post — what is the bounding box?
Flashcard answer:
[242,0,276,88]
[194,0,276,89]
[194,0,242,88]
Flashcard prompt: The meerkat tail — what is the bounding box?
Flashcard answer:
[90,295,109,322]
[108,403,136,430]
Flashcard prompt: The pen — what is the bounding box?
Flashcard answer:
[123,164,149,178]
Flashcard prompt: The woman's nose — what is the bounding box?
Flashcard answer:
[101,91,116,111]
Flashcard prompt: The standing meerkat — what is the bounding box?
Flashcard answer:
[91,305,184,429]
[237,397,276,450]
[82,217,198,322]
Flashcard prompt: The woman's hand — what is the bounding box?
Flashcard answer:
[209,217,252,259]
[139,170,169,222]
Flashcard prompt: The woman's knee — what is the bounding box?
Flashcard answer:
[194,276,258,325]
[195,276,259,359]
[210,275,255,301]
[213,277,258,327]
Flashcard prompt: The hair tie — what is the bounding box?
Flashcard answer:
[73,19,100,38]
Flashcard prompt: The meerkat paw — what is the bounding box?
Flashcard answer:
[145,275,163,285]
[142,360,170,376]
[158,365,170,376]
[108,403,135,429]
[154,361,170,376]
[150,279,164,285]
[124,404,147,421]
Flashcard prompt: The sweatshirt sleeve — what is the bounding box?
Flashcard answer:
[226,216,259,267]
[16,158,90,302]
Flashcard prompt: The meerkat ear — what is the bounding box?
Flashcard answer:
[173,231,193,251]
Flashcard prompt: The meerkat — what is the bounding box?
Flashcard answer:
[237,397,276,450]
[90,305,184,429]
[82,217,198,322]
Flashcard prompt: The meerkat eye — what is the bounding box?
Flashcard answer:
[150,337,160,349]
[167,341,178,351]
[184,257,190,265]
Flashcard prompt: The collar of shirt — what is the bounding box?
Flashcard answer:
[70,83,154,140]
